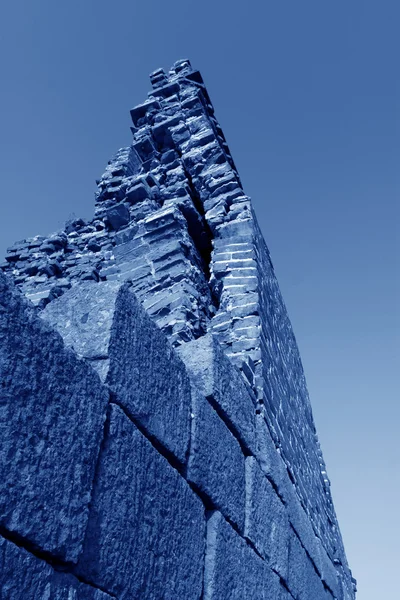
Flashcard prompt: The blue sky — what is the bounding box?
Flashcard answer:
[0,1,398,597]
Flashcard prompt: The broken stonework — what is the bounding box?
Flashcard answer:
[0,59,356,598]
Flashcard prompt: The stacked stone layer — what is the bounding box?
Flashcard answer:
[0,60,356,598]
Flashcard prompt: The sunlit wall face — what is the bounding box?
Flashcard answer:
[0,2,398,599]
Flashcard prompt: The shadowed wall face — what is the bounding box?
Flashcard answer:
[0,61,356,599]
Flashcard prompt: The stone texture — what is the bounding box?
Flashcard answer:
[42,281,191,466]
[106,203,130,230]
[0,58,355,598]
[188,388,245,532]
[178,334,256,454]
[0,535,112,599]
[107,283,192,465]
[254,413,289,499]
[288,529,328,600]
[41,280,120,379]
[244,457,289,579]
[0,272,108,563]
[204,511,283,600]
[76,404,204,600]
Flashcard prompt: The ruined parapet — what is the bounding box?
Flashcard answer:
[1,61,356,599]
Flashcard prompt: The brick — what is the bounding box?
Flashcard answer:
[76,404,204,600]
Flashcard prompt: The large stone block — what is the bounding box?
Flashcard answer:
[204,511,282,600]
[76,404,204,599]
[42,281,191,466]
[0,536,111,599]
[288,528,327,600]
[177,334,256,454]
[315,537,340,598]
[281,468,338,594]
[188,388,245,532]
[41,280,120,379]
[0,273,108,563]
[244,457,289,579]
[254,414,288,499]
[106,203,130,230]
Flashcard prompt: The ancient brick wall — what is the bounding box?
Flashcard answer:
[0,60,356,599]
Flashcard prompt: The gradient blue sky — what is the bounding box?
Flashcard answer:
[0,2,398,597]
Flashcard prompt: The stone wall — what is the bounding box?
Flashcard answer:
[0,60,356,598]
[0,273,355,598]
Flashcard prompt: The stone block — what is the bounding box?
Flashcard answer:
[204,511,282,600]
[188,388,245,532]
[288,528,327,600]
[148,81,180,99]
[42,281,191,466]
[106,285,191,464]
[130,99,161,126]
[0,536,111,599]
[41,281,119,373]
[76,404,204,600]
[244,457,289,579]
[106,203,130,230]
[125,182,149,203]
[161,149,178,164]
[177,334,256,455]
[315,537,340,598]
[0,273,108,563]
[282,472,333,589]
[254,414,288,499]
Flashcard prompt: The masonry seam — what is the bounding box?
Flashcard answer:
[0,526,116,598]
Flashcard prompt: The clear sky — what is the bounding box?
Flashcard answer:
[0,2,398,597]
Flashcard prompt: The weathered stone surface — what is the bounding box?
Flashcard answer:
[76,404,204,599]
[254,414,288,499]
[204,511,282,600]
[106,203,130,230]
[0,272,108,563]
[0,59,355,598]
[41,281,120,373]
[188,388,245,532]
[178,334,256,454]
[288,529,327,600]
[314,537,341,598]
[42,281,191,465]
[279,467,339,595]
[107,284,191,465]
[244,457,289,579]
[0,536,111,599]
